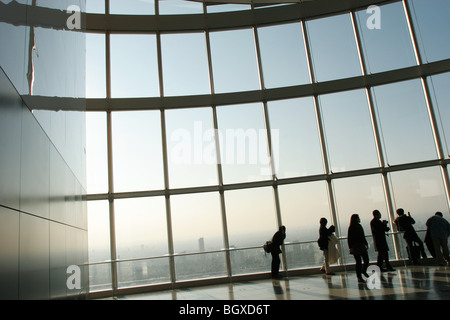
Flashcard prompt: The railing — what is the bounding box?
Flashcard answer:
[88,230,430,294]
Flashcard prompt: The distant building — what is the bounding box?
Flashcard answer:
[199,237,205,252]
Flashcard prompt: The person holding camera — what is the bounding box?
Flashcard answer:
[371,210,395,272]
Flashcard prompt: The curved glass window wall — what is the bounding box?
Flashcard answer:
[85,0,450,295]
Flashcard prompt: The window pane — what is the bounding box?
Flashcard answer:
[115,197,168,260]
[333,174,388,235]
[409,0,450,63]
[110,0,155,14]
[171,192,227,280]
[225,187,277,275]
[165,107,218,188]
[87,200,110,263]
[306,13,362,82]
[225,187,277,249]
[356,2,417,73]
[87,200,111,292]
[171,192,223,253]
[86,0,105,13]
[206,3,250,13]
[278,181,331,243]
[267,97,324,178]
[86,33,106,98]
[161,33,210,96]
[332,174,391,265]
[174,252,227,281]
[319,89,379,172]
[209,28,260,93]
[372,79,437,165]
[257,22,310,88]
[112,111,164,192]
[389,167,449,231]
[159,0,203,14]
[110,34,159,98]
[86,112,108,194]
[117,257,170,288]
[428,72,450,157]
[216,103,272,184]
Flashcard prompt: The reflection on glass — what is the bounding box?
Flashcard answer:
[389,167,449,230]
[112,110,164,192]
[115,197,168,260]
[209,28,260,93]
[170,192,223,253]
[428,73,450,157]
[332,174,389,237]
[372,79,437,165]
[267,97,323,178]
[36,0,72,10]
[159,0,203,14]
[257,22,310,88]
[32,27,85,98]
[306,13,362,82]
[161,33,210,96]
[110,0,155,14]
[0,22,28,94]
[216,103,272,184]
[110,34,159,98]
[356,1,417,73]
[224,187,277,249]
[278,181,331,243]
[319,89,379,172]
[86,112,108,194]
[86,33,106,98]
[409,0,450,63]
[165,108,218,188]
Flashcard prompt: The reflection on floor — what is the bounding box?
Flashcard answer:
[114,265,450,300]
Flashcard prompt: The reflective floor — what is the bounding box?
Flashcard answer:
[113,264,450,300]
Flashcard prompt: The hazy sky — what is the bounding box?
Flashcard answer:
[85,0,450,260]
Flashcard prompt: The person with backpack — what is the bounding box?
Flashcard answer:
[318,217,336,275]
[271,225,286,279]
[394,208,427,265]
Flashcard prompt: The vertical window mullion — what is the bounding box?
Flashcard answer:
[404,0,450,211]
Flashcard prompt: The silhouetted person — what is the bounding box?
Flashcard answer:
[370,210,395,272]
[394,208,426,264]
[426,212,450,266]
[348,214,369,283]
[271,225,286,279]
[318,218,336,275]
